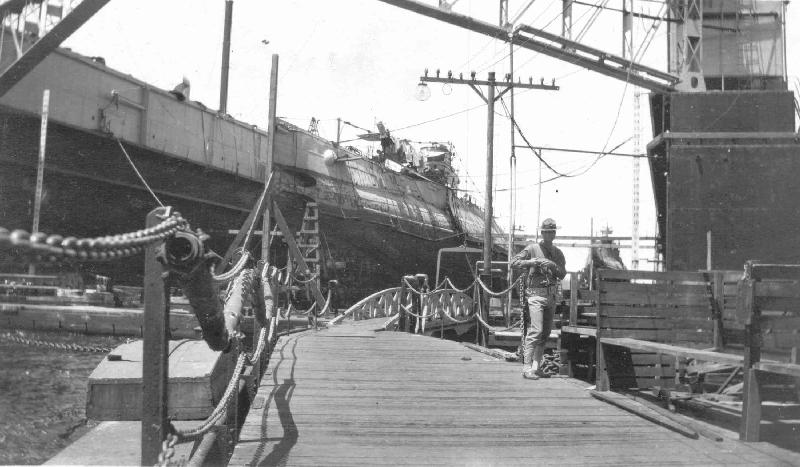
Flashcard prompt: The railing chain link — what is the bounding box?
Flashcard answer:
[155,432,179,467]
[0,214,188,262]
[0,331,112,353]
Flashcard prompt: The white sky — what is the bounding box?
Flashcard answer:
[63,0,800,271]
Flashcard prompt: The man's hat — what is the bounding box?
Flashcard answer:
[540,218,558,231]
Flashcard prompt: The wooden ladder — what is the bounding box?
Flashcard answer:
[295,202,321,278]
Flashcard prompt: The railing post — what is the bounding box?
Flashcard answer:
[313,302,318,330]
[142,207,171,465]
[474,282,481,345]
[397,276,414,332]
[410,277,420,334]
[712,271,724,351]
[398,277,408,332]
[479,273,492,347]
[569,272,578,327]
[740,261,762,441]
[416,274,428,334]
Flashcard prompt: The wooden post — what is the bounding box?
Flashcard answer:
[506,35,516,331]
[397,279,407,332]
[141,207,170,465]
[29,89,49,275]
[222,171,275,268]
[411,278,421,334]
[218,0,233,114]
[569,272,578,327]
[740,261,761,441]
[595,269,606,389]
[741,368,762,441]
[261,55,278,262]
[712,271,724,350]
[595,341,610,391]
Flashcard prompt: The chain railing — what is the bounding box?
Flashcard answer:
[0,212,187,262]
[0,194,338,466]
[1,195,524,465]
[330,271,525,355]
[0,331,115,353]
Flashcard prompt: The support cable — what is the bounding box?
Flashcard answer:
[116,138,164,207]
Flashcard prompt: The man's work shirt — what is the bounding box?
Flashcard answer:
[512,241,567,290]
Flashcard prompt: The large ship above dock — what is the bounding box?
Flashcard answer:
[0,42,503,302]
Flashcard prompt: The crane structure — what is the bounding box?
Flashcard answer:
[382,0,791,272]
[0,0,110,97]
[377,0,680,92]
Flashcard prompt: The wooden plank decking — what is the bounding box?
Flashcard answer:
[230,318,800,466]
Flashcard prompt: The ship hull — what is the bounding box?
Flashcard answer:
[0,109,498,303]
[0,46,504,303]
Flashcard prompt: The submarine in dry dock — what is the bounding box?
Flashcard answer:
[0,45,504,303]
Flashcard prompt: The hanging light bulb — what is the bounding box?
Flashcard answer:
[415,82,431,101]
[442,83,452,95]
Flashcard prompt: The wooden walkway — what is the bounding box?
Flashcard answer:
[230,318,800,466]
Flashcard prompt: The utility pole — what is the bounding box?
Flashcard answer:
[418,70,558,279]
[502,0,515,326]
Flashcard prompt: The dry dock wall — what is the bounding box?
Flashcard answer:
[648,91,800,271]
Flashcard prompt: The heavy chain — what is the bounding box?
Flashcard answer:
[0,214,188,263]
[0,332,112,353]
[443,276,479,294]
[156,432,180,467]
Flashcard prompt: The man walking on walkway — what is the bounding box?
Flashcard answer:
[510,218,566,380]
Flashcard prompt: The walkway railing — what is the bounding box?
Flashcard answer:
[0,172,336,465]
[331,272,522,345]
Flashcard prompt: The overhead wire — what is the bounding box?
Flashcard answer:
[392,101,487,132]
[377,2,669,197]
[498,96,569,178]
[574,0,611,43]
[529,0,666,182]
